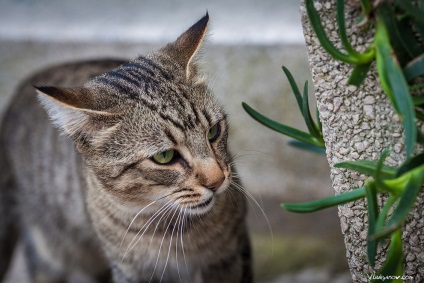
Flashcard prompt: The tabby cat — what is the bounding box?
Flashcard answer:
[0,14,251,283]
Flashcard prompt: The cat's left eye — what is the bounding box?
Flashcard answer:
[207,123,221,142]
[152,149,177,164]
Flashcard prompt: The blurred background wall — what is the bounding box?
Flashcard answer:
[0,0,351,282]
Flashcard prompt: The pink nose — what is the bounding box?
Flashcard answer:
[199,159,225,192]
[203,174,225,192]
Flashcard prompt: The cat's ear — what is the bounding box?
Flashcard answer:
[35,85,113,136]
[162,13,209,81]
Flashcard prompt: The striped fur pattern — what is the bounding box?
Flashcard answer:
[0,14,251,283]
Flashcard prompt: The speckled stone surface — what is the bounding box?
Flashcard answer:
[300,1,424,282]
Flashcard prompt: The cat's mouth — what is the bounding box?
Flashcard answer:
[187,197,214,214]
[192,197,213,209]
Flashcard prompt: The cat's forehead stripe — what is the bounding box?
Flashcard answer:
[90,53,225,137]
[189,102,202,126]
[107,70,144,89]
[123,62,155,77]
[95,77,139,99]
[164,128,178,145]
[202,109,213,126]
[134,56,172,81]
[158,112,186,132]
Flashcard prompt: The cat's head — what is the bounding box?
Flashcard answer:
[36,14,232,215]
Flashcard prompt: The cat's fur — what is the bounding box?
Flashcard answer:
[0,14,251,283]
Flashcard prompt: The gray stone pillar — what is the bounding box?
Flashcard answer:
[300,1,424,282]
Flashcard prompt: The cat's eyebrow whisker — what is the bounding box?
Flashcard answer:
[122,200,173,261]
[149,206,179,283]
[207,55,235,90]
[230,180,274,248]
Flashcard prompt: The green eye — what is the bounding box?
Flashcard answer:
[152,150,176,164]
[207,123,221,142]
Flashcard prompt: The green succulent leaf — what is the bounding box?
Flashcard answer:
[417,129,424,145]
[348,62,372,86]
[396,0,424,25]
[302,81,322,140]
[282,66,303,114]
[375,15,416,158]
[316,106,322,133]
[288,140,326,155]
[397,152,424,176]
[375,149,394,193]
[396,16,423,60]
[304,0,371,64]
[410,82,424,91]
[386,168,424,228]
[334,160,397,179]
[415,110,424,121]
[375,195,397,236]
[281,186,366,213]
[377,3,419,66]
[404,54,424,82]
[242,102,324,147]
[365,182,379,267]
[336,0,362,58]
[372,166,424,239]
[360,0,372,15]
[372,230,404,282]
[412,94,424,106]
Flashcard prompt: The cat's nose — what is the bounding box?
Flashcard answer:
[199,159,225,192]
[204,174,225,192]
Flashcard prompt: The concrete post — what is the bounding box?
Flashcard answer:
[300,1,424,282]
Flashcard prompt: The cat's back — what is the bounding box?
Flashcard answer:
[0,59,125,278]
[1,59,125,185]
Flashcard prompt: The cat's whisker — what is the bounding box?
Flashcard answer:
[149,206,179,283]
[150,204,175,247]
[119,197,164,250]
[232,149,270,159]
[207,56,236,90]
[230,172,242,180]
[230,180,274,247]
[180,207,191,282]
[136,202,175,255]
[229,150,271,168]
[159,207,183,283]
[175,207,183,283]
[232,181,260,223]
[122,200,173,261]
[225,186,240,208]
[140,203,175,278]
